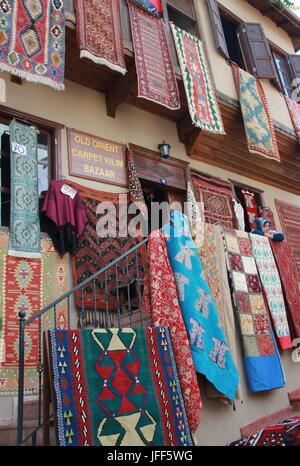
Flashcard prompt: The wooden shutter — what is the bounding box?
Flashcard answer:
[206,0,229,59]
[120,0,132,43]
[287,54,300,80]
[237,23,276,79]
[167,0,196,19]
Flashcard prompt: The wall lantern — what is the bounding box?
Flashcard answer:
[158,140,171,159]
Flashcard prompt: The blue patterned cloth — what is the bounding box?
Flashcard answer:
[163,211,239,401]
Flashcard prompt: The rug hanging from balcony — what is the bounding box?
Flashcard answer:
[163,211,239,401]
[0,0,65,91]
[285,96,300,145]
[8,120,41,259]
[242,191,258,231]
[250,234,292,350]
[48,326,193,446]
[74,0,126,75]
[142,230,202,433]
[200,223,242,402]
[171,24,225,134]
[232,64,280,162]
[270,239,300,340]
[191,171,235,228]
[69,182,144,316]
[127,1,180,110]
[0,235,70,396]
[275,199,300,275]
[223,228,285,392]
[132,0,163,17]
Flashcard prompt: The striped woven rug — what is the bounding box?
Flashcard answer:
[275,199,300,275]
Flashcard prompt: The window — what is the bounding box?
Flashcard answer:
[220,14,245,69]
[232,181,264,233]
[0,108,62,228]
[272,51,293,98]
[165,0,198,36]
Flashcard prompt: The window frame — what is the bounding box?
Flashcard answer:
[269,42,294,98]
[230,179,265,233]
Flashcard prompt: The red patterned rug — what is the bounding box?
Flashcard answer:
[271,239,300,340]
[242,191,258,231]
[191,171,236,228]
[276,199,300,275]
[74,0,126,75]
[127,0,180,110]
[285,96,300,145]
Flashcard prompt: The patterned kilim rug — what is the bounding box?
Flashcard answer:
[70,182,144,312]
[74,0,126,75]
[223,228,285,392]
[275,199,300,275]
[171,23,224,134]
[250,234,291,350]
[127,1,180,110]
[0,235,70,395]
[142,230,202,433]
[232,64,280,161]
[127,150,147,216]
[271,240,300,340]
[191,171,236,228]
[8,120,41,259]
[285,96,300,145]
[0,0,65,90]
[48,326,193,446]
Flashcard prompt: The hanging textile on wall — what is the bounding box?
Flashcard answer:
[70,182,144,312]
[270,239,300,340]
[232,64,280,162]
[0,235,70,395]
[127,1,180,110]
[48,326,193,446]
[171,24,225,134]
[41,180,87,257]
[127,151,147,216]
[275,199,300,275]
[0,0,65,91]
[191,171,236,228]
[187,182,205,249]
[74,0,126,75]
[143,230,202,433]
[132,0,163,16]
[250,234,292,350]
[242,191,258,231]
[285,96,300,145]
[163,211,239,401]
[223,228,285,392]
[8,120,41,259]
[200,223,242,402]
[233,199,245,231]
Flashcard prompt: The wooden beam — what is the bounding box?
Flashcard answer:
[176,113,201,155]
[106,66,136,118]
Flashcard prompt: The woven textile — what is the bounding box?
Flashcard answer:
[143,230,202,432]
[276,199,300,275]
[200,223,242,401]
[171,24,224,134]
[223,228,285,392]
[242,191,258,231]
[191,171,235,228]
[232,64,280,162]
[229,418,300,446]
[187,182,205,249]
[127,150,147,216]
[8,121,40,259]
[128,1,180,110]
[250,234,292,349]
[132,0,163,16]
[163,211,239,401]
[70,182,143,311]
[74,0,126,75]
[0,0,65,90]
[48,326,193,446]
[270,240,300,340]
[285,96,300,145]
[0,235,70,395]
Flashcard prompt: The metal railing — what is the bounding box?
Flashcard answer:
[16,237,149,446]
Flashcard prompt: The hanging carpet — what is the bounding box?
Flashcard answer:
[275,199,300,275]
[191,171,235,228]
[0,234,70,395]
[8,120,41,259]
[131,0,163,17]
[0,0,65,90]
[142,229,202,433]
[127,0,180,110]
[285,96,300,145]
[171,23,225,134]
[223,228,285,392]
[232,64,280,161]
[48,326,193,446]
[74,0,126,75]
[242,191,258,231]
[163,211,239,401]
[70,182,144,312]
